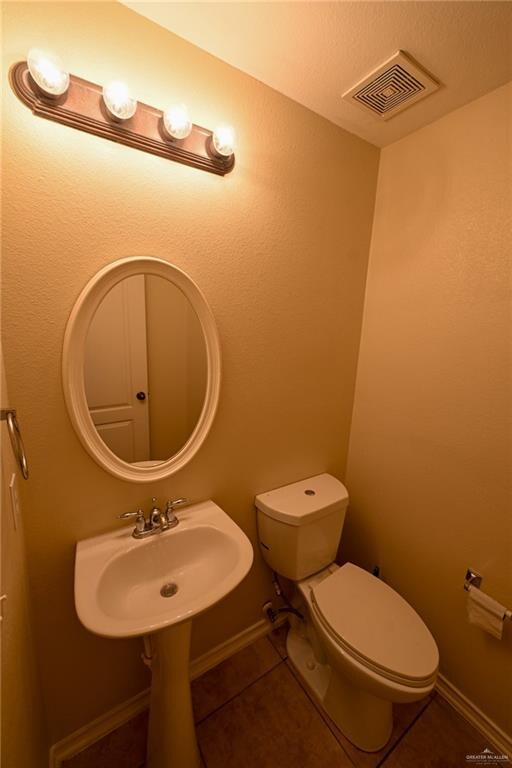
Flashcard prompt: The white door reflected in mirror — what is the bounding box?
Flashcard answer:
[84,275,207,465]
[62,257,221,483]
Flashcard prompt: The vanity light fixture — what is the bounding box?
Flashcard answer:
[211,124,236,158]
[27,48,69,98]
[10,50,235,176]
[102,80,137,122]
[162,103,193,140]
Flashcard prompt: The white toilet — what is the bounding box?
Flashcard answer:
[255,473,439,752]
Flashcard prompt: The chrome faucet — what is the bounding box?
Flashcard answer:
[118,497,189,539]
[150,497,167,531]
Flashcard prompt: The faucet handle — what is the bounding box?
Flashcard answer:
[164,498,187,528]
[166,497,188,510]
[119,509,146,533]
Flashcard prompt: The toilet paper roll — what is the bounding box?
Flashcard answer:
[467,587,505,640]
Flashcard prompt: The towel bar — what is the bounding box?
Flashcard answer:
[0,408,29,480]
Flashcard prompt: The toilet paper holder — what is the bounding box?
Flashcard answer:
[464,568,512,621]
[464,568,483,591]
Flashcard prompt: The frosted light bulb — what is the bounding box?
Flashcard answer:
[212,124,236,158]
[27,48,69,97]
[163,103,192,140]
[102,81,137,121]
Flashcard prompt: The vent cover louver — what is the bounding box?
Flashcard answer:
[342,51,439,120]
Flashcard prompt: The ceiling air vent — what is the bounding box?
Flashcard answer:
[342,51,439,121]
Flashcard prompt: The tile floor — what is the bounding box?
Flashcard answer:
[63,625,502,768]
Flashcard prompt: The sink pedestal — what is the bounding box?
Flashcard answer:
[146,621,200,768]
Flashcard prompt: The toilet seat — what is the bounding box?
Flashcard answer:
[310,563,439,688]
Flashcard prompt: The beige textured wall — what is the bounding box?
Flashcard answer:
[345,82,512,735]
[1,357,48,765]
[1,2,379,746]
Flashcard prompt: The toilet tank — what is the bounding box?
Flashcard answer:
[255,474,349,580]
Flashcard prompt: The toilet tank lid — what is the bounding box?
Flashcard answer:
[255,474,349,526]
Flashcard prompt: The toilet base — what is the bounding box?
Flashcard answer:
[287,626,393,753]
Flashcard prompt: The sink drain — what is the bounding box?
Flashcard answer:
[160,582,178,598]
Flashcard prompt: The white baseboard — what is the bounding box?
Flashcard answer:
[49,616,282,768]
[436,674,512,757]
[190,614,285,680]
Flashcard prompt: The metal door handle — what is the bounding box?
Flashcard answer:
[136,391,146,401]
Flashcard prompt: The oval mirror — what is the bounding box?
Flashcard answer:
[63,257,221,482]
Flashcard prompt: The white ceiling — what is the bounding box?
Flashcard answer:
[122,1,512,147]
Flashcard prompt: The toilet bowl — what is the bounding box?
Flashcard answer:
[255,474,439,752]
[290,563,438,750]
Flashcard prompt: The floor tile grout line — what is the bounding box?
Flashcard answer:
[195,657,286,726]
[130,640,286,767]
[265,631,288,660]
[265,632,289,662]
[284,657,440,768]
[199,741,208,768]
[195,636,285,767]
[196,654,364,768]
[282,660,358,767]
[142,678,435,768]
[376,694,436,768]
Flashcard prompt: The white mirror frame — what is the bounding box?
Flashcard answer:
[62,256,221,483]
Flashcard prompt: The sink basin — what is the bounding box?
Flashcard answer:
[75,500,253,638]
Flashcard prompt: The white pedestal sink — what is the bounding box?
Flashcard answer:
[75,500,253,768]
